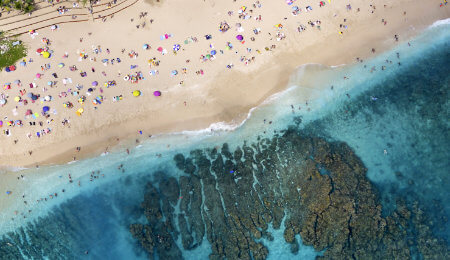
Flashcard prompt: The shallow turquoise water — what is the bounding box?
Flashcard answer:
[0,20,449,259]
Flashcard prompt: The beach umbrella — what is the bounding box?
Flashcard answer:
[5,67,10,72]
[20,61,26,66]
[9,65,16,71]
[0,99,6,105]
[132,90,141,97]
[31,94,38,101]
[157,47,163,52]
[27,93,33,98]
[43,106,50,113]
[92,81,98,86]
[6,191,11,195]
[211,50,217,55]
[36,48,43,53]
[42,51,50,58]
[14,80,21,85]
[0,121,2,127]
[206,54,211,59]
[58,63,64,68]
[76,108,84,116]
[102,59,108,63]
[36,73,42,79]
[14,96,21,102]
[153,90,161,97]
[173,44,180,51]
[143,44,149,50]
[25,109,32,116]
[88,88,94,92]
[236,35,244,41]
[44,96,51,101]
[47,81,53,86]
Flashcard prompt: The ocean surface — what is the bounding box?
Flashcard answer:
[0,20,449,259]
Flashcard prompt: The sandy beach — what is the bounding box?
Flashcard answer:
[0,0,448,168]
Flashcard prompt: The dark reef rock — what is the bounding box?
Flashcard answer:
[130,130,449,259]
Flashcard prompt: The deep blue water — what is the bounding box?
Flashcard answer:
[305,39,450,241]
[0,21,449,259]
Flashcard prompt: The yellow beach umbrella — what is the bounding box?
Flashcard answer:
[133,90,141,97]
[76,108,84,116]
[14,96,21,102]
[42,51,50,58]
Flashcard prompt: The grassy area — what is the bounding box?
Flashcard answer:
[0,0,36,13]
[0,35,27,71]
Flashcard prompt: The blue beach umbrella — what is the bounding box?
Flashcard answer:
[173,44,180,51]
[211,50,217,55]
[6,191,11,195]
[43,106,50,113]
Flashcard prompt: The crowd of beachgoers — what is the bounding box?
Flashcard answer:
[0,0,448,168]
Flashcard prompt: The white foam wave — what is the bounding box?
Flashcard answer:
[0,166,29,173]
[261,85,298,105]
[429,18,450,29]
[330,63,347,68]
[175,120,243,136]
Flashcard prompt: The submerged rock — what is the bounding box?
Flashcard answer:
[130,130,450,259]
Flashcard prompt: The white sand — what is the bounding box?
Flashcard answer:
[0,0,448,168]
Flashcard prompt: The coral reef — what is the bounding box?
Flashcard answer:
[130,129,449,259]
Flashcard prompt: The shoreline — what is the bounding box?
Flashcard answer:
[0,0,448,169]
